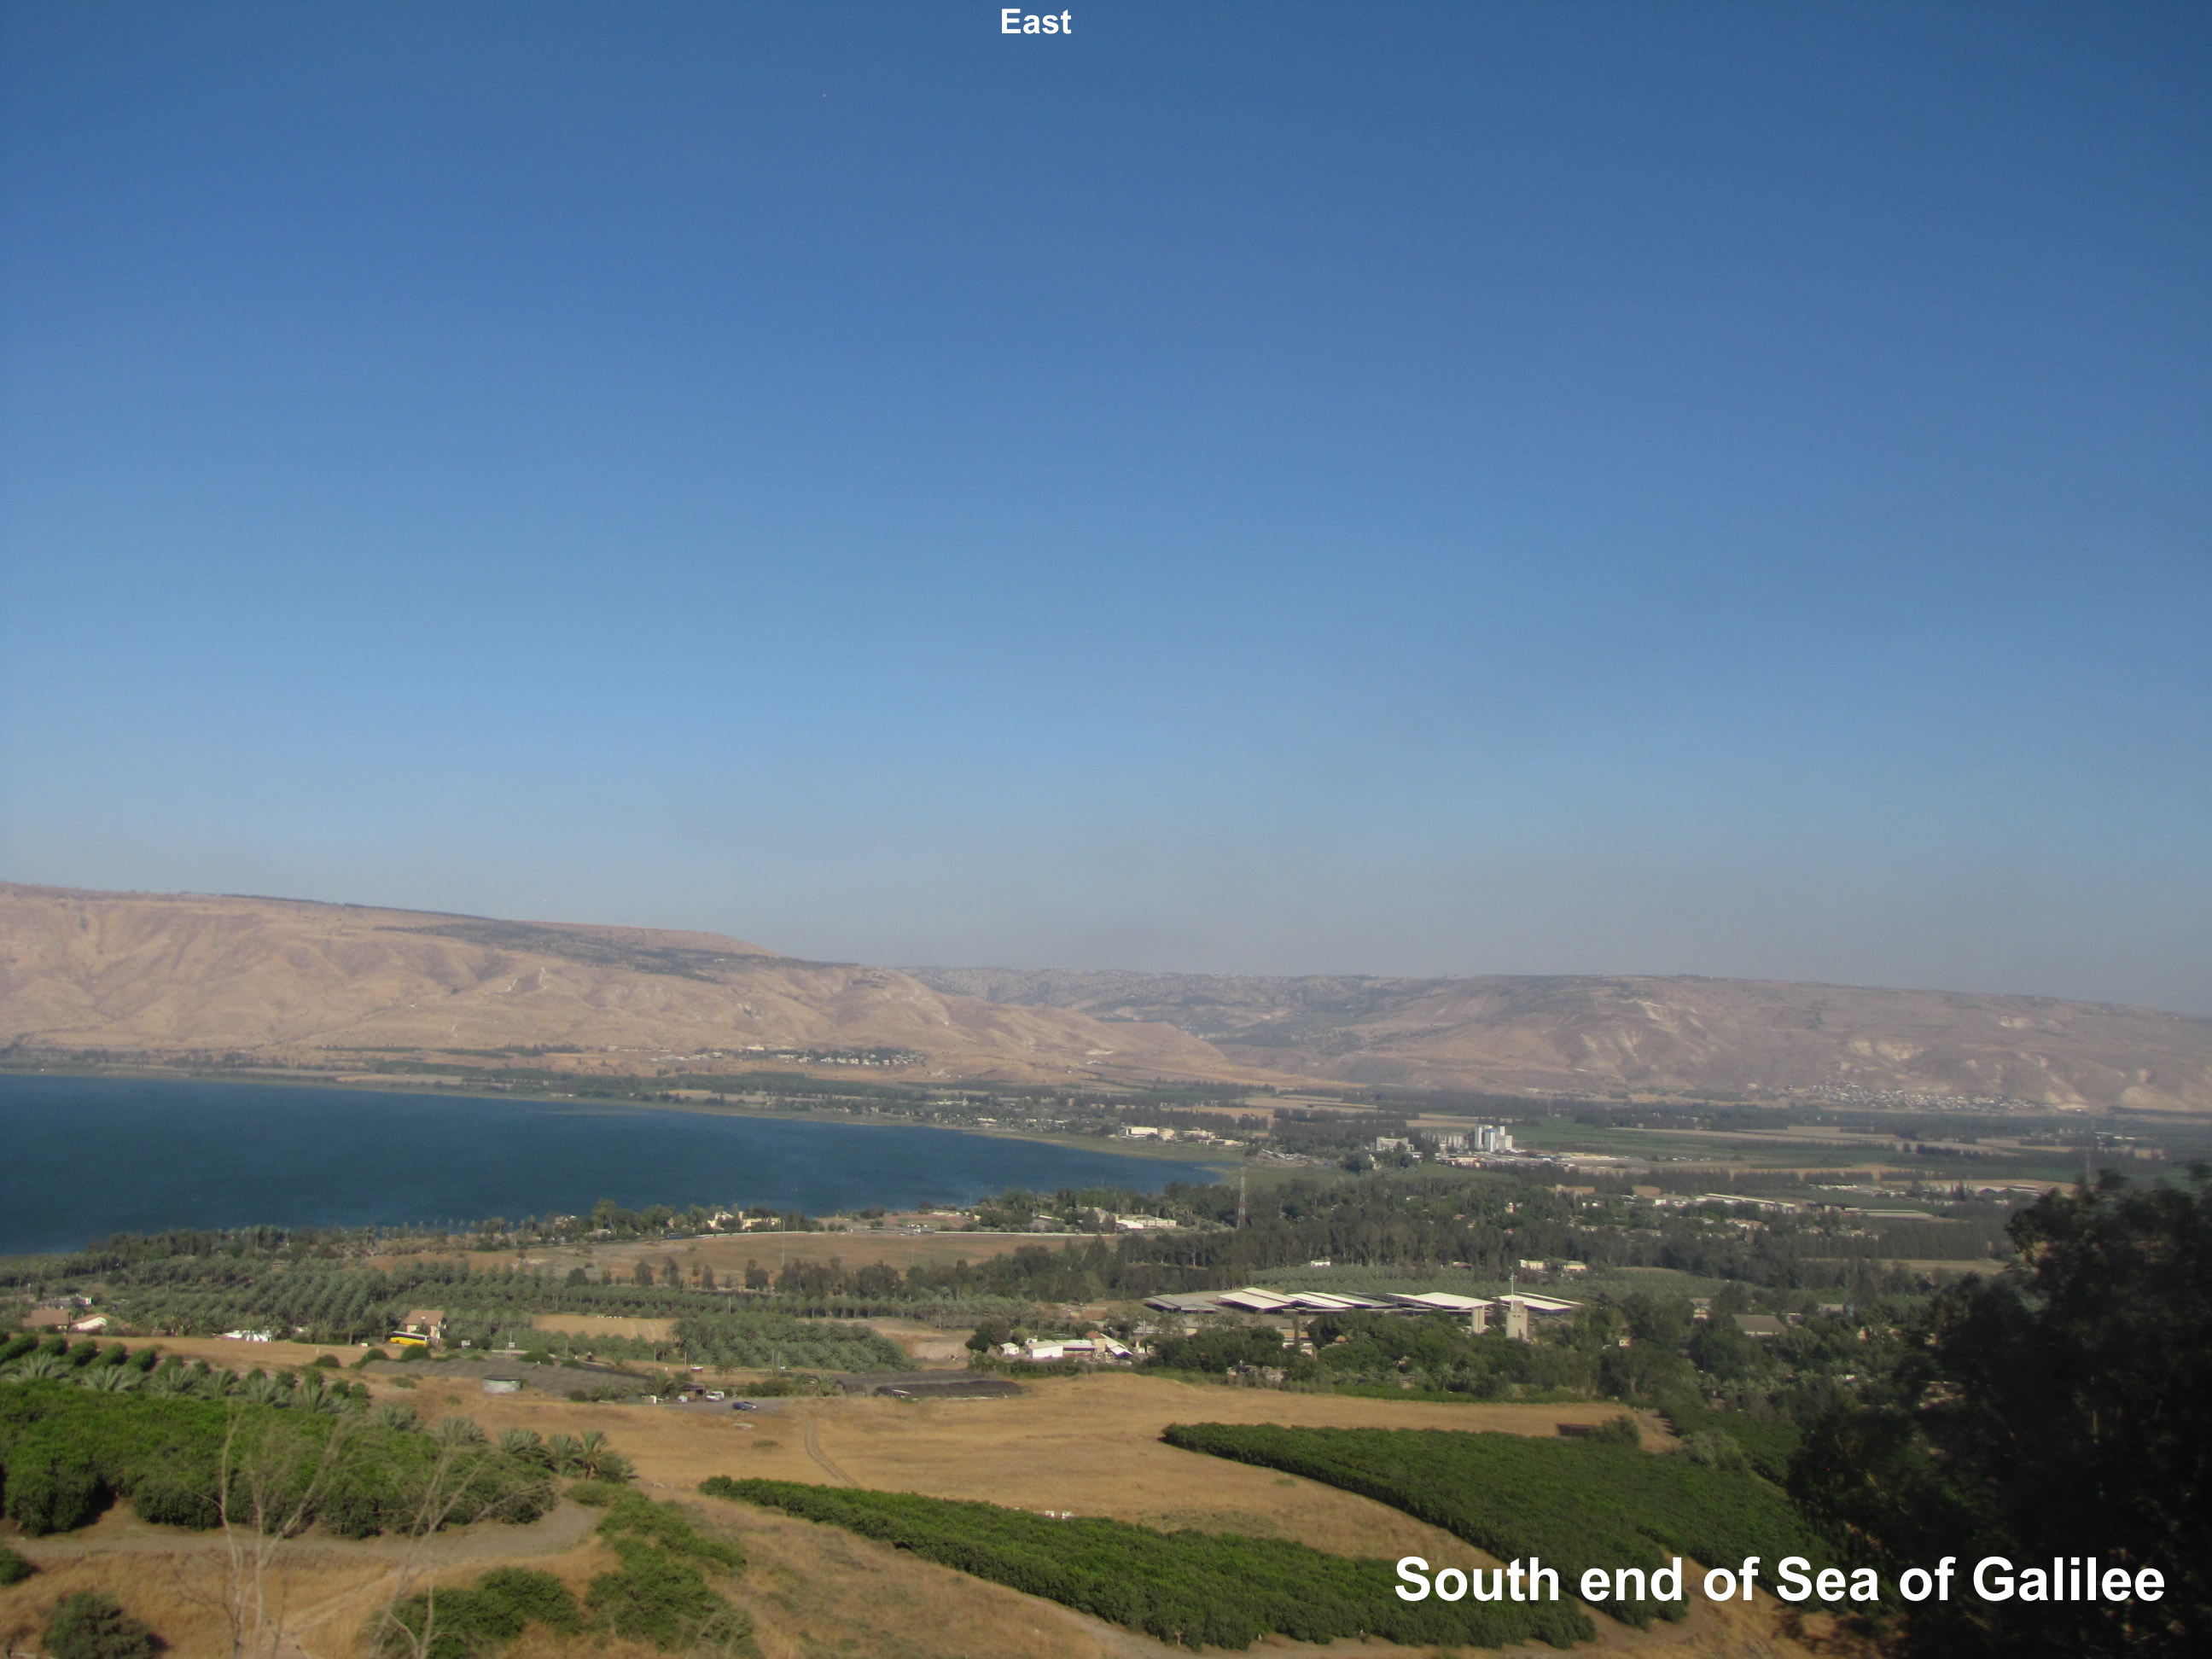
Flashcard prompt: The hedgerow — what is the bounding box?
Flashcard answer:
[1161,1423,1830,1626]
[699,1476,1592,1651]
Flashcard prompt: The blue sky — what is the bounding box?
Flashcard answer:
[2,2,2206,1012]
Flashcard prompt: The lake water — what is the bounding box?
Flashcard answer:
[0,1074,1210,1254]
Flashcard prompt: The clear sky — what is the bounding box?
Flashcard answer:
[2,2,2206,1013]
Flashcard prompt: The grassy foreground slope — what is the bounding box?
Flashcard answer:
[1161,1423,1830,1627]
[701,1476,1592,1651]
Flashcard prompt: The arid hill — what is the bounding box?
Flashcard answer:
[0,885,1237,1085]
[5,883,2206,1109]
[905,966,2212,1114]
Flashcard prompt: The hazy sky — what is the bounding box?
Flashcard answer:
[3,3,2206,1013]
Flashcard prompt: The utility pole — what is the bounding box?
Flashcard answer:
[1237,1165,1248,1231]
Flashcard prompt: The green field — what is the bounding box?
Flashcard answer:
[701,1476,1592,1651]
[1160,1423,1831,1626]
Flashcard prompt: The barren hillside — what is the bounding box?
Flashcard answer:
[7,883,2205,1109]
[0,885,1238,1085]
[906,966,2212,1113]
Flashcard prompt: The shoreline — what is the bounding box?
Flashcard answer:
[0,1064,1241,1260]
[0,1057,1242,1169]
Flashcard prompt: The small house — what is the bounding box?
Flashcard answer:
[399,1310,448,1347]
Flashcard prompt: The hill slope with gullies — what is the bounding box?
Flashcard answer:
[905,966,2212,1114]
[0,885,1237,1085]
[4,883,2206,1110]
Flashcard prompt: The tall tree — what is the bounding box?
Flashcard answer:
[1792,1169,2209,1657]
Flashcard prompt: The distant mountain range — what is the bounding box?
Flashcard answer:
[904,968,2212,1115]
[0,884,1232,1086]
[3,882,2207,1112]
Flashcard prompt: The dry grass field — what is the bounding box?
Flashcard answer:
[528,1313,678,1342]
[1,1367,1836,1658]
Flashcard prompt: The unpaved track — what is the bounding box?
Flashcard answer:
[800,1413,855,1485]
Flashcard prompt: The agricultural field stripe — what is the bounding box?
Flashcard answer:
[700,1476,1592,1651]
[1161,1423,1834,1627]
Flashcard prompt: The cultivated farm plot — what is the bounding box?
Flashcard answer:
[3,1368,1830,1657]
[571,1226,1076,1283]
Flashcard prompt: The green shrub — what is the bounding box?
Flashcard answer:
[568,1478,626,1507]
[1160,1423,1831,1627]
[3,1445,105,1534]
[375,1567,582,1658]
[475,1568,584,1633]
[44,1591,159,1659]
[0,1540,34,1585]
[581,1493,752,1653]
[703,1477,1590,1652]
[1650,1387,1799,1481]
[597,1492,746,1569]
[587,1536,754,1653]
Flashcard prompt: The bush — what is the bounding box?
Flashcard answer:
[702,1477,1589,1651]
[375,1567,582,1658]
[44,1592,159,1659]
[584,1493,752,1653]
[587,1537,754,1653]
[1678,1429,1750,1472]
[3,1445,105,1534]
[0,1540,34,1585]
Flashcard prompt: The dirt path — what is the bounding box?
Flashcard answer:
[800,1414,855,1485]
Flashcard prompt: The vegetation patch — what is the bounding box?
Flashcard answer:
[585,1492,754,1654]
[42,1591,159,1659]
[1161,1422,1829,1626]
[701,1476,1592,1651]
[0,1377,560,1537]
[374,1568,583,1659]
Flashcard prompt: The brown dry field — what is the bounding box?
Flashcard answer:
[529,1312,678,1342]
[3,1370,1834,1659]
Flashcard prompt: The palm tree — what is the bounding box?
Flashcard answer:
[544,1434,583,1474]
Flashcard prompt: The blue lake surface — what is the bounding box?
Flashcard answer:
[0,1074,1213,1254]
